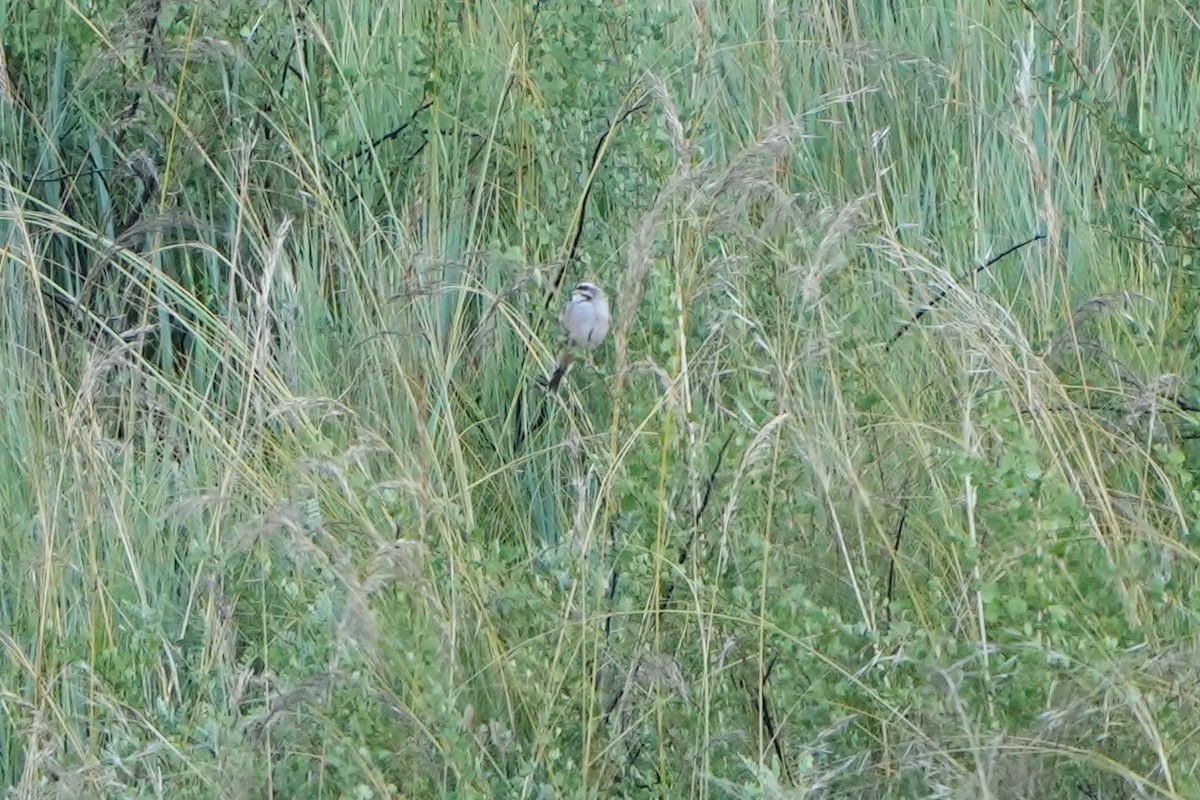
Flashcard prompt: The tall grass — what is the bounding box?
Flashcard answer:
[2,0,1200,797]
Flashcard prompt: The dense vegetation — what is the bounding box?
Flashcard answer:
[3,0,1200,797]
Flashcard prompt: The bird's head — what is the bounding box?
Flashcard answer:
[572,281,603,303]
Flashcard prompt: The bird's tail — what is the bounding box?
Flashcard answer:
[547,351,574,392]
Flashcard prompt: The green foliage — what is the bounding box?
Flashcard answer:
[4,0,1200,798]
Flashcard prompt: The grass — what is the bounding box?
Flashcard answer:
[3,0,1200,797]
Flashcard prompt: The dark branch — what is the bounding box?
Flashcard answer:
[886,232,1046,350]
[659,431,735,611]
[544,100,649,310]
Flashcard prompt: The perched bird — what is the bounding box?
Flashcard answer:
[547,280,610,391]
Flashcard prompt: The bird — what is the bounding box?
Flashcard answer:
[547,280,610,392]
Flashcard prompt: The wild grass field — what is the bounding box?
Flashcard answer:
[2,0,1200,797]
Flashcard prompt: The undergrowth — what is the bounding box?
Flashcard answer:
[2,0,1200,798]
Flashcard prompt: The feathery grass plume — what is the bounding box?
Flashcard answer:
[1045,292,1159,431]
[614,72,691,381]
[3,0,1200,796]
[1045,291,1152,366]
[1121,372,1187,438]
[632,652,691,705]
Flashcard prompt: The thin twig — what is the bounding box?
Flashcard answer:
[660,431,735,610]
[886,232,1046,350]
[544,101,649,310]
